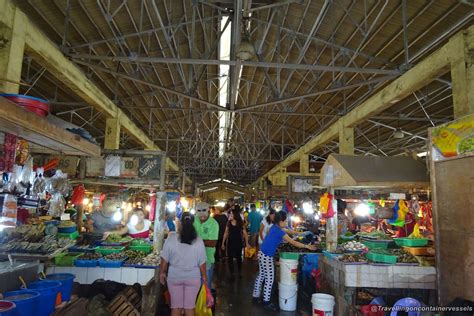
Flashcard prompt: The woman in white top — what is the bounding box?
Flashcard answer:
[258,209,276,245]
[104,208,152,239]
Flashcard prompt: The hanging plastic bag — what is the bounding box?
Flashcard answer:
[195,284,213,316]
[48,192,66,217]
[319,193,330,214]
[32,168,46,196]
[245,246,257,259]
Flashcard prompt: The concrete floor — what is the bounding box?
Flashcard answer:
[212,259,312,316]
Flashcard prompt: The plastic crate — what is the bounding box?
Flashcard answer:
[68,246,98,253]
[57,231,79,240]
[96,246,125,256]
[361,239,391,249]
[393,238,428,247]
[366,251,397,264]
[54,252,82,266]
[128,244,153,254]
[280,252,300,260]
[98,258,126,268]
[74,259,98,267]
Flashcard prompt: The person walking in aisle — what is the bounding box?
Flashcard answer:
[247,204,263,249]
[221,206,250,280]
[159,213,207,316]
[214,207,228,263]
[252,211,317,311]
[194,202,219,290]
[258,208,276,245]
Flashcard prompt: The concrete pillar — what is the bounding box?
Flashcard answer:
[450,28,474,118]
[338,121,355,155]
[0,6,26,93]
[104,118,121,150]
[300,154,310,176]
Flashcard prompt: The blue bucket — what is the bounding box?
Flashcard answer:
[3,290,40,316]
[0,301,16,316]
[45,273,75,301]
[27,281,61,316]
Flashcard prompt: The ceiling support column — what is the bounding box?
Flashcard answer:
[104,118,121,150]
[0,4,26,93]
[338,120,355,155]
[300,154,310,176]
[450,28,474,118]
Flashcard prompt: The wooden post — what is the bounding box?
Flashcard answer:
[300,155,310,176]
[0,5,26,93]
[450,28,474,118]
[338,121,354,155]
[104,118,121,150]
[326,187,338,252]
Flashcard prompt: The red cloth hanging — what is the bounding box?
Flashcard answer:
[149,195,157,221]
[70,185,85,205]
[285,199,295,214]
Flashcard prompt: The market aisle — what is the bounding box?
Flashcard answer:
[213,259,312,316]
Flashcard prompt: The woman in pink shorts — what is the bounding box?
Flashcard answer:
[160,213,207,316]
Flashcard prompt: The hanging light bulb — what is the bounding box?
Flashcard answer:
[129,214,139,226]
[113,209,123,222]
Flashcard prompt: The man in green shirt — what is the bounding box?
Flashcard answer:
[194,202,219,289]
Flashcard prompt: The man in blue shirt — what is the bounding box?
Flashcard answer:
[247,204,263,248]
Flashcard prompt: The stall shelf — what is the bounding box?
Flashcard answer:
[0,97,100,157]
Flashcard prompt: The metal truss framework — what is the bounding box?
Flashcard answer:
[17,0,471,184]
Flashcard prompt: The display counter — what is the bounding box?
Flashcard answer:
[46,266,157,285]
[321,256,436,314]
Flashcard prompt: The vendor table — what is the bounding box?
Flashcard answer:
[321,257,436,314]
[46,266,157,286]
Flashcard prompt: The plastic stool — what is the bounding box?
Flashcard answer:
[390,297,422,316]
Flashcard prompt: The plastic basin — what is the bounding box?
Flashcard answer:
[45,274,75,302]
[27,281,61,316]
[0,301,16,316]
[3,290,40,316]
[57,225,77,234]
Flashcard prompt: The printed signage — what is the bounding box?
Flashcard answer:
[138,157,161,179]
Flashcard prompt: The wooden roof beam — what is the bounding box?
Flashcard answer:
[0,0,179,171]
[258,25,474,180]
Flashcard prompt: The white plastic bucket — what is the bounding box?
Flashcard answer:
[312,293,335,316]
[280,258,298,285]
[278,282,298,311]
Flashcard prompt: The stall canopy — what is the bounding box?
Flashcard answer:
[320,154,429,189]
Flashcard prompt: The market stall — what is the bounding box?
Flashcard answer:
[0,98,173,314]
[429,113,474,305]
[318,154,435,315]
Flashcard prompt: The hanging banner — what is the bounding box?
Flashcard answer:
[292,178,313,192]
[33,155,79,176]
[431,113,474,160]
[105,156,121,177]
[86,157,105,177]
[120,157,139,178]
[138,157,161,179]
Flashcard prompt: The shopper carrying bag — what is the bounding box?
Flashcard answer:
[160,213,207,316]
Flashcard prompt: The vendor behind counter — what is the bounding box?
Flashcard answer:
[86,195,121,237]
[104,207,153,239]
